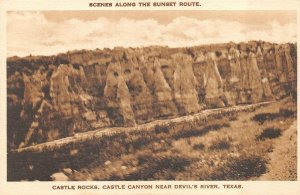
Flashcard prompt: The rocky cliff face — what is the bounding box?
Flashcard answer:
[7,41,297,148]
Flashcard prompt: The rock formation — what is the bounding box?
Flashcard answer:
[6,41,297,148]
[172,53,201,114]
[274,45,287,83]
[152,58,178,118]
[228,47,242,84]
[225,47,242,106]
[121,58,154,123]
[203,52,225,108]
[104,62,136,126]
[247,51,264,103]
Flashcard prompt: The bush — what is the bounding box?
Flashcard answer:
[126,153,192,180]
[252,113,279,124]
[193,143,205,150]
[210,155,267,180]
[228,113,238,121]
[172,122,229,140]
[279,108,295,118]
[154,125,169,134]
[202,123,230,131]
[257,127,282,140]
[131,135,160,150]
[252,108,296,124]
[209,140,230,150]
[172,129,204,140]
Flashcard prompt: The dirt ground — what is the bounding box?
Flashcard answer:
[258,120,297,180]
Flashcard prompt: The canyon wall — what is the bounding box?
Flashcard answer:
[7,41,297,148]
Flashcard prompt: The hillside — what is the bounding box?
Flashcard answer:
[8,97,297,181]
[7,41,297,150]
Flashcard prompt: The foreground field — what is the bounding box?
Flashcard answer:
[8,97,297,181]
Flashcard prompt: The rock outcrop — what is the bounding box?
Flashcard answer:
[104,62,136,126]
[247,51,264,103]
[7,41,297,148]
[151,58,178,118]
[172,53,200,114]
[121,59,154,123]
[203,52,225,108]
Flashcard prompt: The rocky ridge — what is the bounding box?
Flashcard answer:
[7,41,297,148]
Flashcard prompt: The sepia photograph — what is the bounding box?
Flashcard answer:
[6,10,297,182]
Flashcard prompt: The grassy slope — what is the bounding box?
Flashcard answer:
[8,98,296,181]
[70,97,296,181]
[258,120,297,180]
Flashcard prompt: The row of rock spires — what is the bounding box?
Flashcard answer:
[7,42,296,148]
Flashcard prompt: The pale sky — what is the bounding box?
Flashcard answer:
[7,11,297,57]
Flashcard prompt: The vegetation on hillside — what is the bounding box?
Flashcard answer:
[8,97,296,181]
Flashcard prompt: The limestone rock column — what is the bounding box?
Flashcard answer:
[274,45,287,83]
[228,47,242,84]
[152,58,178,118]
[247,51,263,103]
[104,62,136,126]
[203,52,225,108]
[172,53,200,114]
[283,44,296,81]
[226,47,242,105]
[122,59,154,123]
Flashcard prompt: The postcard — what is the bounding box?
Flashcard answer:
[0,0,299,194]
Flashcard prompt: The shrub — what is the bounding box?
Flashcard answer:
[209,140,230,150]
[202,123,230,131]
[210,155,267,180]
[279,108,295,118]
[228,113,238,121]
[137,152,153,165]
[126,153,192,180]
[172,122,229,140]
[172,129,205,140]
[252,108,296,124]
[193,143,205,150]
[252,113,279,124]
[130,135,160,150]
[257,127,282,140]
[154,125,169,134]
